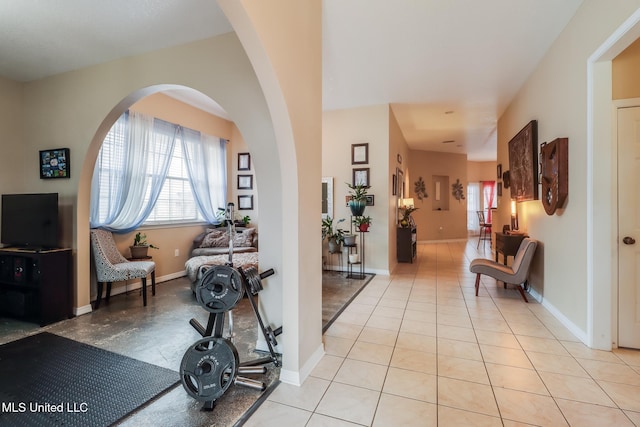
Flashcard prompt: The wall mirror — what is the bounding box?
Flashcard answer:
[322,177,333,219]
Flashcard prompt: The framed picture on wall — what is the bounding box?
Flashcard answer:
[238,152,251,171]
[352,168,370,187]
[351,143,369,165]
[508,120,538,201]
[238,195,253,210]
[40,148,70,179]
[237,174,253,190]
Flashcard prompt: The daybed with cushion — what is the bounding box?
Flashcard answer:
[186,227,259,291]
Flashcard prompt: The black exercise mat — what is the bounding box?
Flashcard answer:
[0,332,179,426]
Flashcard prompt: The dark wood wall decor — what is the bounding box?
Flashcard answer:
[540,137,568,215]
[508,120,538,202]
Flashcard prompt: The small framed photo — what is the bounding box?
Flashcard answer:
[238,152,251,171]
[238,195,253,210]
[237,174,253,190]
[365,195,375,206]
[40,148,70,179]
[497,163,502,180]
[351,143,369,165]
[497,182,503,197]
[352,168,370,187]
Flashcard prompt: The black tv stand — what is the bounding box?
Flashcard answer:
[0,247,72,326]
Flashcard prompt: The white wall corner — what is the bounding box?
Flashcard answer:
[278,342,325,387]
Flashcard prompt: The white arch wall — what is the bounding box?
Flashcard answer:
[218,0,323,384]
[20,32,283,336]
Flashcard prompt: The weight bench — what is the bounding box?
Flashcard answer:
[469,237,537,302]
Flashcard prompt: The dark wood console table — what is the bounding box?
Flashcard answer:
[495,232,527,265]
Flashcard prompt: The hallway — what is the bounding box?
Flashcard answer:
[246,240,640,426]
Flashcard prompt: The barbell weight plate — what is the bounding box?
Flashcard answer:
[196,265,244,313]
[180,337,239,402]
[242,266,263,295]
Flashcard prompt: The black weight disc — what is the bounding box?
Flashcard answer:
[196,265,244,313]
[243,266,263,295]
[180,337,239,402]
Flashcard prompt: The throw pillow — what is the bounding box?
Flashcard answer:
[232,228,255,247]
[200,229,229,248]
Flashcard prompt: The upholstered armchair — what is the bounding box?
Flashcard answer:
[470,237,537,302]
[90,229,156,308]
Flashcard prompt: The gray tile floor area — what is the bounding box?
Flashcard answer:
[0,270,371,426]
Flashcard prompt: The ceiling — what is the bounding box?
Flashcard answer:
[0,0,583,161]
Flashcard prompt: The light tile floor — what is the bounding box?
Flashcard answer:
[245,240,640,426]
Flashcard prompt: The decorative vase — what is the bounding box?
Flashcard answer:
[349,199,366,216]
[343,234,357,245]
[327,238,341,254]
[349,254,360,264]
[130,245,149,259]
[358,224,370,232]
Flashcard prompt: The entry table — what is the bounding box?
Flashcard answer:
[495,232,527,265]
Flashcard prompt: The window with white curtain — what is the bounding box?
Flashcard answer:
[467,182,480,232]
[93,112,226,227]
[144,140,202,224]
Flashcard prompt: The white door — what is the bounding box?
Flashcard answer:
[618,106,640,348]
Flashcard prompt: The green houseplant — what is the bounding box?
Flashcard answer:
[346,183,369,216]
[353,215,372,232]
[130,232,159,259]
[322,216,346,253]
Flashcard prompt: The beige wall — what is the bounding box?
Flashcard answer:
[495,0,640,344]
[407,151,468,241]
[467,161,497,183]
[0,77,25,196]
[323,105,391,274]
[613,37,640,99]
[389,107,409,271]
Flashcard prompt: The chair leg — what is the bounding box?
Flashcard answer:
[516,284,529,303]
[142,277,147,306]
[151,271,156,296]
[105,282,112,303]
[475,273,481,296]
[95,282,103,309]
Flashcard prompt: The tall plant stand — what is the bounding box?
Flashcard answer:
[345,231,366,280]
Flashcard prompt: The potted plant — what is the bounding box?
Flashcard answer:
[322,216,346,253]
[346,183,369,216]
[353,215,372,232]
[399,206,418,228]
[234,214,251,227]
[130,232,159,259]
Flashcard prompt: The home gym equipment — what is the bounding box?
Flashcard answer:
[180,203,282,411]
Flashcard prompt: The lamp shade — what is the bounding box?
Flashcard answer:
[403,198,415,208]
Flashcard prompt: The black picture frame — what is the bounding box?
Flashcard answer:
[352,168,370,187]
[238,152,251,171]
[392,174,397,196]
[238,195,253,210]
[237,174,253,190]
[497,163,502,180]
[40,148,70,179]
[497,182,503,197]
[365,195,375,206]
[508,120,538,201]
[351,143,369,165]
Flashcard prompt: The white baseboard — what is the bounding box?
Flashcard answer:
[420,238,468,244]
[74,304,93,316]
[279,342,325,386]
[528,286,588,344]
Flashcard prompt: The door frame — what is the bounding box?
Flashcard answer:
[588,9,640,350]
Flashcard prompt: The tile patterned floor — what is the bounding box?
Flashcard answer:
[245,240,640,426]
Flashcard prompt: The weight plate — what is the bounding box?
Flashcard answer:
[196,265,244,313]
[180,337,239,402]
[243,267,263,295]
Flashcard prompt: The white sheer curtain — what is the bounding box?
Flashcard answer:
[181,130,227,224]
[467,182,480,233]
[90,111,177,232]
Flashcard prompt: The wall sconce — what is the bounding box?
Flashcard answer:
[510,199,519,231]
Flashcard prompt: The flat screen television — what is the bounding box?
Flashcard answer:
[1,193,59,249]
